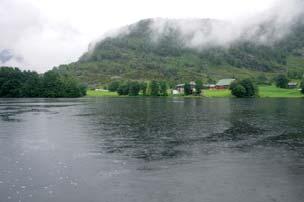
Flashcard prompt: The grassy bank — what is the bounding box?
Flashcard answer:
[87,86,303,98]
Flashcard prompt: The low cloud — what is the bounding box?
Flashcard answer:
[147,0,304,50]
[0,0,88,72]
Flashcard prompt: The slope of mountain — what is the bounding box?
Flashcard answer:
[56,18,304,85]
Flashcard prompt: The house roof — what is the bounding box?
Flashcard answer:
[176,82,196,87]
[288,82,297,85]
[176,84,185,87]
[216,79,235,86]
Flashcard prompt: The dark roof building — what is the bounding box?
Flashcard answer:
[216,79,235,89]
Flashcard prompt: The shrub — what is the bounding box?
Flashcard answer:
[231,84,246,98]
[230,79,258,98]
[239,79,258,97]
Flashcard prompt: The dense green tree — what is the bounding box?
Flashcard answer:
[140,82,148,96]
[159,81,168,96]
[128,81,141,96]
[231,84,246,98]
[150,80,159,96]
[0,79,22,97]
[230,79,258,98]
[117,83,129,95]
[22,72,42,97]
[275,74,289,89]
[41,71,64,97]
[61,75,86,97]
[239,79,258,97]
[0,67,86,98]
[195,80,203,96]
[184,83,192,95]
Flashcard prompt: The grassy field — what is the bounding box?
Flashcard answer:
[259,85,303,98]
[86,90,119,97]
[203,89,232,97]
[204,85,303,98]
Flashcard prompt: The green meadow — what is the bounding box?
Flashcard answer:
[258,85,303,98]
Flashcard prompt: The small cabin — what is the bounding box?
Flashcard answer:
[176,84,185,94]
[288,82,298,89]
[216,79,235,89]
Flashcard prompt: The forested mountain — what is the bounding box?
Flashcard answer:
[56,17,304,85]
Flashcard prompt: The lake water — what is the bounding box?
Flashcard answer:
[0,98,304,202]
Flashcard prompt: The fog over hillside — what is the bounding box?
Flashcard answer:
[90,0,304,52]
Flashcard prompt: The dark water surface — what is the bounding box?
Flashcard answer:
[0,98,304,202]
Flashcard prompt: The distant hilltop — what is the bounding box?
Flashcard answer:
[56,15,304,85]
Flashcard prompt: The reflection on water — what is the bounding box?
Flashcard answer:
[0,98,304,202]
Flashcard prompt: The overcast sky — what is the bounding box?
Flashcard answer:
[0,0,286,72]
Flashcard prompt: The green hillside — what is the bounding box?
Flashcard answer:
[56,18,304,85]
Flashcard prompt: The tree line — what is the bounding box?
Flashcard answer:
[0,67,86,98]
[107,80,204,96]
[108,80,169,96]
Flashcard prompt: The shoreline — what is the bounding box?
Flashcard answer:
[86,85,304,98]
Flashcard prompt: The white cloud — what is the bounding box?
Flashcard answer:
[0,0,300,72]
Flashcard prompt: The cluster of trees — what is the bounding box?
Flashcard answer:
[108,80,169,96]
[230,79,258,98]
[0,67,86,98]
[275,74,290,89]
[108,80,204,96]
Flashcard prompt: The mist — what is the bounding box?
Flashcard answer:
[146,0,304,50]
